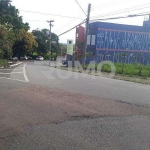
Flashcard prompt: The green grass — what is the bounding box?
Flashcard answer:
[86,63,150,79]
[0,59,8,68]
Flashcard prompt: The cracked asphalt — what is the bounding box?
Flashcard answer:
[1,60,150,150]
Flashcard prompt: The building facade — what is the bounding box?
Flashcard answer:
[75,25,85,55]
[86,21,150,64]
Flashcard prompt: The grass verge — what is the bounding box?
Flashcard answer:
[0,59,8,68]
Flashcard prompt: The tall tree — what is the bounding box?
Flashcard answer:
[32,29,59,55]
[12,29,38,58]
[0,0,31,58]
[0,25,15,58]
[0,0,29,30]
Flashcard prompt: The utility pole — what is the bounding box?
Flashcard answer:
[47,20,54,66]
[83,3,91,69]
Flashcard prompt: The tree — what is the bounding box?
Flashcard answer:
[32,29,59,55]
[0,0,29,31]
[0,25,14,58]
[12,29,38,58]
[0,0,31,59]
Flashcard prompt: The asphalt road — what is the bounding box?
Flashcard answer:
[27,61,150,107]
[1,61,150,150]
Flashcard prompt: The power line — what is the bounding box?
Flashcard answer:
[58,11,149,37]
[54,12,85,33]
[58,20,85,36]
[90,12,150,22]
[91,4,150,19]
[91,3,150,19]
[23,19,45,22]
[91,0,131,12]
[74,0,87,16]
[19,10,84,19]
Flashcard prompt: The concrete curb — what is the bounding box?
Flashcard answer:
[10,62,23,68]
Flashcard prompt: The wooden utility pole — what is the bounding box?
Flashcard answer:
[83,4,91,69]
[47,20,54,66]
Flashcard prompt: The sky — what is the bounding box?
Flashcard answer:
[11,0,150,43]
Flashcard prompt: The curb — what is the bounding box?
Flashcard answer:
[10,62,23,68]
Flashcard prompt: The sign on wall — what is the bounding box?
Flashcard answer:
[67,40,73,55]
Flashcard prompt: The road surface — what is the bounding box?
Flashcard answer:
[0,61,150,150]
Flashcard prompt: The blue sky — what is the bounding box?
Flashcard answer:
[12,0,150,43]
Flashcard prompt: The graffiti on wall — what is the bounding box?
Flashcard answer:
[95,51,150,64]
[96,29,150,51]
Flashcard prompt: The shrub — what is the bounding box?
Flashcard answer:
[0,59,8,68]
[141,70,149,79]
[43,54,50,60]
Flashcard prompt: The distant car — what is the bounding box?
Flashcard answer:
[36,56,44,61]
[12,57,18,60]
[20,56,28,60]
[27,56,32,60]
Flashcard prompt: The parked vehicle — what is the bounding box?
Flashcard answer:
[20,56,28,60]
[27,56,32,60]
[36,56,44,61]
[12,57,18,60]
[62,58,67,66]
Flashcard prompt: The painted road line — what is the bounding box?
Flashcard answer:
[0,72,23,74]
[0,77,27,83]
[0,69,22,71]
[0,69,12,70]
[23,64,29,82]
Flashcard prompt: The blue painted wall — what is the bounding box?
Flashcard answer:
[86,22,150,65]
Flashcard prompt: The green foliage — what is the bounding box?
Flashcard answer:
[101,64,111,72]
[52,53,57,59]
[0,0,29,30]
[0,0,31,59]
[0,59,8,67]
[141,70,149,79]
[0,25,14,58]
[93,63,150,79]
[32,29,59,56]
[59,43,67,55]
[12,29,38,57]
[115,63,150,78]
[43,53,50,60]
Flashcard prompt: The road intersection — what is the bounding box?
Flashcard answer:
[1,61,150,149]
[0,63,29,83]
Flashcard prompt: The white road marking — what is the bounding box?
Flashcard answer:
[0,69,12,70]
[23,64,29,82]
[0,77,27,83]
[0,72,23,74]
[0,69,22,71]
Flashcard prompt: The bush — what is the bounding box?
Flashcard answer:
[0,59,8,68]
[102,64,111,72]
[141,70,149,79]
[52,53,57,60]
[87,62,150,79]
[43,54,50,60]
